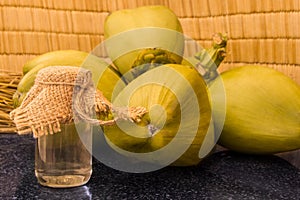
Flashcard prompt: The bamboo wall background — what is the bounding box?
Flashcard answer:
[0,0,299,84]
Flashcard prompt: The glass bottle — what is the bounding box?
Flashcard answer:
[35,123,92,188]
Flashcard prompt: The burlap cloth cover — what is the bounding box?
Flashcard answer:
[10,66,147,138]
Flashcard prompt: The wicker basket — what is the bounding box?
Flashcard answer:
[0,0,299,132]
[0,70,22,133]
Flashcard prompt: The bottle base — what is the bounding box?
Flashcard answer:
[35,171,92,188]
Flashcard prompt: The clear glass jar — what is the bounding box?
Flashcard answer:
[35,123,92,188]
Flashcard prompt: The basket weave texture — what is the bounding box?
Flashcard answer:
[0,0,299,84]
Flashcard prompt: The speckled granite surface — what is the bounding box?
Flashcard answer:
[1,133,300,200]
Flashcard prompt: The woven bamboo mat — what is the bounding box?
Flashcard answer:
[0,0,299,78]
[0,0,299,84]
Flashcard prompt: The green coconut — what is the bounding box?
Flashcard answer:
[104,5,184,82]
[102,64,214,166]
[215,66,300,154]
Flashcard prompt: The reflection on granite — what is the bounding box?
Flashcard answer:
[1,134,300,199]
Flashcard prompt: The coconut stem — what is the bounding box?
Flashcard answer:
[186,33,227,83]
[124,48,179,83]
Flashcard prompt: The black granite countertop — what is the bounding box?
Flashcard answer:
[1,133,300,200]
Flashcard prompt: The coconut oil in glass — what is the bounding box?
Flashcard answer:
[35,123,92,188]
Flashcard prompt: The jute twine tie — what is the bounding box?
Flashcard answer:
[10,66,147,138]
